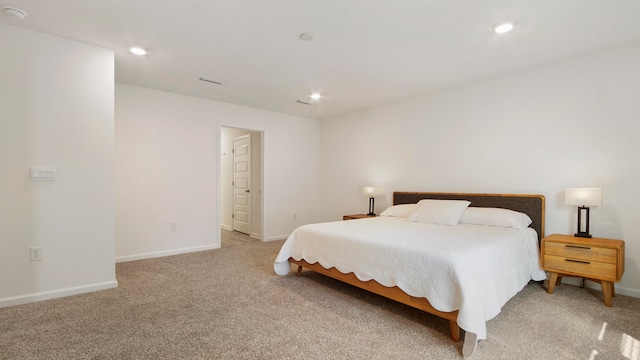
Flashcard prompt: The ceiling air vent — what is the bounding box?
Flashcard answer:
[199,77,222,85]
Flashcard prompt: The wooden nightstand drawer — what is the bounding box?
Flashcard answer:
[544,241,618,264]
[543,254,617,281]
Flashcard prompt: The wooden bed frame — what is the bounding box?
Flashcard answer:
[288,192,545,355]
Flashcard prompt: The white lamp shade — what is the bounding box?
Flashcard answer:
[363,186,383,197]
[565,188,602,206]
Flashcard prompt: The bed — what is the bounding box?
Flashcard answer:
[274,192,546,357]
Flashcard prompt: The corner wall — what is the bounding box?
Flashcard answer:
[319,41,640,297]
[115,84,320,261]
[0,23,116,307]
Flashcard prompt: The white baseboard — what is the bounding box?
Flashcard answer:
[220,224,232,231]
[265,235,288,242]
[116,244,220,263]
[615,285,640,298]
[561,277,639,298]
[0,280,118,308]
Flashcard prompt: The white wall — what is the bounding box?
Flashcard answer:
[319,41,640,297]
[115,84,320,261]
[0,23,116,307]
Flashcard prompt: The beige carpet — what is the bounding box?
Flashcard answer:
[1,239,639,359]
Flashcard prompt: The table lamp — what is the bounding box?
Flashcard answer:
[363,186,383,215]
[565,188,602,238]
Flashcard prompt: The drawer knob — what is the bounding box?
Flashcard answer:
[565,259,591,265]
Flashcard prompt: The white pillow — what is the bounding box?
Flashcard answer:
[459,207,532,229]
[407,199,471,226]
[380,204,418,218]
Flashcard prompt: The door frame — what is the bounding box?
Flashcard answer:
[217,124,265,245]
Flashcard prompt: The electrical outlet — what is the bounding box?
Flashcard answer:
[170,222,177,231]
[30,246,43,261]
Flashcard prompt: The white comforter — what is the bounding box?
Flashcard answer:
[274,216,546,340]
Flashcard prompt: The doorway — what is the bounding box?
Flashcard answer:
[220,127,263,245]
[232,134,251,234]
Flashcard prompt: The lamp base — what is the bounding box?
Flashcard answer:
[368,196,375,216]
[575,206,592,239]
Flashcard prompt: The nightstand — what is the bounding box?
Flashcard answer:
[541,234,625,307]
[343,214,377,220]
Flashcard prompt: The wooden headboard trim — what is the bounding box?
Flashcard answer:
[393,192,545,240]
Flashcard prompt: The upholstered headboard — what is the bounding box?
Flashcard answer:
[393,192,545,240]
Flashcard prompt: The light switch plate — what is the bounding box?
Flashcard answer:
[30,166,57,181]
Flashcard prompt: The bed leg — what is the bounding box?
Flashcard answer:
[449,321,460,342]
[296,265,303,277]
[462,331,478,358]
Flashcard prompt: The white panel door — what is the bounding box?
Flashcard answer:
[233,134,251,234]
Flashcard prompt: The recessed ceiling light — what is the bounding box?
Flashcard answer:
[493,22,515,34]
[2,6,27,20]
[298,93,322,105]
[129,47,147,56]
[299,33,314,41]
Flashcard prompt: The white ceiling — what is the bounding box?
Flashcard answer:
[2,0,640,119]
